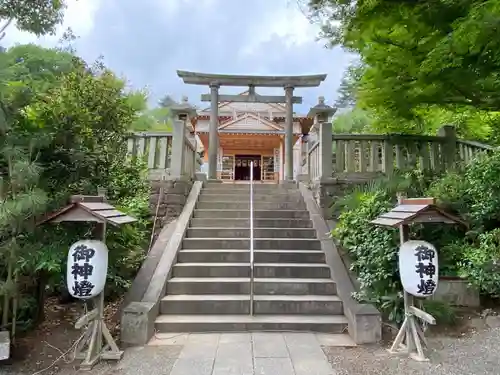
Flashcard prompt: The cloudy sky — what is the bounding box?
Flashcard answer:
[3,0,355,113]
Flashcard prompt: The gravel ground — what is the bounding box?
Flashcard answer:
[324,327,500,375]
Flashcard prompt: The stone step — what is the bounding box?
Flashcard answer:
[155,314,348,333]
[172,263,330,278]
[166,277,336,295]
[200,190,302,196]
[176,250,326,263]
[160,295,343,315]
[197,201,306,210]
[182,238,321,250]
[186,227,317,239]
[193,209,310,219]
[190,218,313,228]
[203,185,297,191]
[198,194,303,203]
[173,263,250,277]
[256,263,330,278]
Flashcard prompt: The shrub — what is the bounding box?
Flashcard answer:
[334,169,463,322]
[456,229,500,297]
[429,149,500,231]
[334,190,400,305]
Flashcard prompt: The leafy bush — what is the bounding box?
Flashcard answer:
[456,230,500,297]
[428,149,500,296]
[334,190,399,302]
[0,46,154,334]
[334,170,463,322]
[429,150,500,231]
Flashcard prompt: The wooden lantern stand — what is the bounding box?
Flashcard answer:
[38,193,137,370]
[371,197,466,361]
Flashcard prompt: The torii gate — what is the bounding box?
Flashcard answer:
[176,71,327,181]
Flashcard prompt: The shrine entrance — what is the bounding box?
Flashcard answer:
[176,70,328,181]
[235,155,261,181]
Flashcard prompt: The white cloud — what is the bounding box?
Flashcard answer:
[154,0,217,18]
[239,1,319,57]
[1,0,102,47]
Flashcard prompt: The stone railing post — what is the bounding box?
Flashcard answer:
[170,120,186,179]
[319,121,333,180]
[437,124,457,170]
[307,96,337,182]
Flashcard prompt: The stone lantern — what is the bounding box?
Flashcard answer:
[307,96,337,133]
[169,96,198,132]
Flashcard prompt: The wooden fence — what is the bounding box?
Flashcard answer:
[305,124,494,181]
[126,120,202,180]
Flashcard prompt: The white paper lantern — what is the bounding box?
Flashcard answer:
[399,240,439,298]
[66,240,109,300]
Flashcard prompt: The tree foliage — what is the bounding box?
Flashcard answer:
[0,0,66,38]
[0,44,152,333]
[308,0,500,139]
[332,107,373,133]
[334,62,363,109]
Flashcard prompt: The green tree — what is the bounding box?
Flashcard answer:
[0,46,151,330]
[332,107,373,133]
[307,0,500,138]
[0,0,66,39]
[334,62,363,109]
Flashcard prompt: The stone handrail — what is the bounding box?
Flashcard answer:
[127,120,202,180]
[331,133,447,174]
[127,131,173,170]
[307,141,321,180]
[457,139,495,163]
[304,123,494,181]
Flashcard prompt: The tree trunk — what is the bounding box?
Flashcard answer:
[35,272,48,324]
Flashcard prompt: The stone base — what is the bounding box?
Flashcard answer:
[150,178,193,239]
[0,331,10,360]
[433,278,480,307]
[296,174,309,182]
[121,302,157,347]
[310,174,381,219]
[195,172,207,182]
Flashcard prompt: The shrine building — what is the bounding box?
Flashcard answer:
[177,71,335,182]
[193,92,317,181]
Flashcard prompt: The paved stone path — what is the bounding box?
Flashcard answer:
[85,332,353,375]
[151,332,350,375]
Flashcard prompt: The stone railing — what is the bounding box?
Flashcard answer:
[304,123,494,217]
[305,124,494,181]
[127,120,202,181]
[127,120,204,240]
[127,131,173,171]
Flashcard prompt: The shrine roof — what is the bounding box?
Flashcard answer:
[371,198,466,228]
[177,70,327,87]
[38,195,137,227]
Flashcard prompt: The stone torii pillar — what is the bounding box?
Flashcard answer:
[284,85,294,181]
[208,83,219,180]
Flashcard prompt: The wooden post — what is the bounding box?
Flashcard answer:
[388,195,435,362]
[170,120,186,179]
[437,125,457,171]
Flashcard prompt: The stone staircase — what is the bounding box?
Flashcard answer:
[155,182,349,332]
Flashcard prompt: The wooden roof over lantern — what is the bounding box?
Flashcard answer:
[371,198,467,228]
[38,195,137,227]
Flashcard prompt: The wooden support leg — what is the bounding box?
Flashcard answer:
[409,317,429,362]
[388,315,409,355]
[77,292,123,370]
